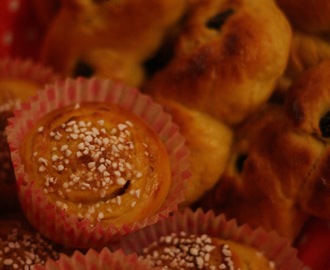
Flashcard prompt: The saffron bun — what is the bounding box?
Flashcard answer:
[285,60,330,219]
[276,0,330,34]
[39,0,187,86]
[0,80,40,211]
[156,97,233,206]
[19,101,171,227]
[143,0,291,125]
[140,232,275,270]
[0,58,59,212]
[197,104,323,241]
[275,30,330,98]
[0,211,67,269]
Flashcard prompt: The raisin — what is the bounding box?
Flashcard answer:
[73,61,94,78]
[235,153,247,173]
[320,111,330,137]
[206,9,234,30]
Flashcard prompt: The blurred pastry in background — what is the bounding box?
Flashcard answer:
[144,0,291,125]
[39,0,188,87]
[196,104,323,242]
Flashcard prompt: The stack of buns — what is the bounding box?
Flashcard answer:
[1,0,330,268]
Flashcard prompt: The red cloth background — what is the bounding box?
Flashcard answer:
[0,0,329,269]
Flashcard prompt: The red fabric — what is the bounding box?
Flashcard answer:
[296,218,330,270]
[1,1,330,269]
[0,0,42,59]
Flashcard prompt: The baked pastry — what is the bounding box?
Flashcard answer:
[196,104,323,241]
[144,0,292,125]
[111,209,304,270]
[285,60,330,219]
[39,0,187,86]
[0,58,59,212]
[274,30,330,100]
[276,0,330,34]
[7,77,190,248]
[0,211,68,269]
[156,97,233,206]
[19,101,171,227]
[140,232,275,269]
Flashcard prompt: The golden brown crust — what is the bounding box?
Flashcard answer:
[0,79,43,212]
[140,232,275,269]
[274,30,330,99]
[20,102,171,227]
[156,97,233,206]
[197,105,321,241]
[285,60,330,138]
[144,0,291,125]
[276,0,330,33]
[284,60,330,219]
[39,0,188,86]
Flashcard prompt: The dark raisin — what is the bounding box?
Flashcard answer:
[206,9,234,30]
[235,154,248,173]
[320,111,330,137]
[73,61,94,78]
[117,180,131,196]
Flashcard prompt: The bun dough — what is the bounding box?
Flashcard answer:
[40,0,187,86]
[144,0,291,125]
[197,105,322,241]
[156,97,233,206]
[285,60,330,219]
[140,232,275,269]
[20,102,171,227]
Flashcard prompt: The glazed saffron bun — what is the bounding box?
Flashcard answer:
[0,59,59,212]
[39,0,187,86]
[19,102,171,226]
[144,0,291,125]
[0,212,67,269]
[197,104,323,241]
[139,232,275,270]
[285,60,330,219]
[156,97,233,206]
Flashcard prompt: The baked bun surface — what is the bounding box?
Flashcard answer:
[156,97,233,206]
[20,101,171,226]
[139,232,275,269]
[39,0,187,86]
[285,60,330,219]
[0,212,66,269]
[144,0,291,125]
[197,105,322,241]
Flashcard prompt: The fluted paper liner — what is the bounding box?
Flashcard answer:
[0,57,60,87]
[0,57,60,212]
[110,208,305,270]
[6,77,191,249]
[33,248,161,270]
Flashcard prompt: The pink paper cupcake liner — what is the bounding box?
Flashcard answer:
[0,57,60,212]
[6,77,191,249]
[0,57,60,85]
[33,248,161,270]
[110,208,305,270]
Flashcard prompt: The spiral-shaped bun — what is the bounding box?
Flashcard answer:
[20,102,171,227]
